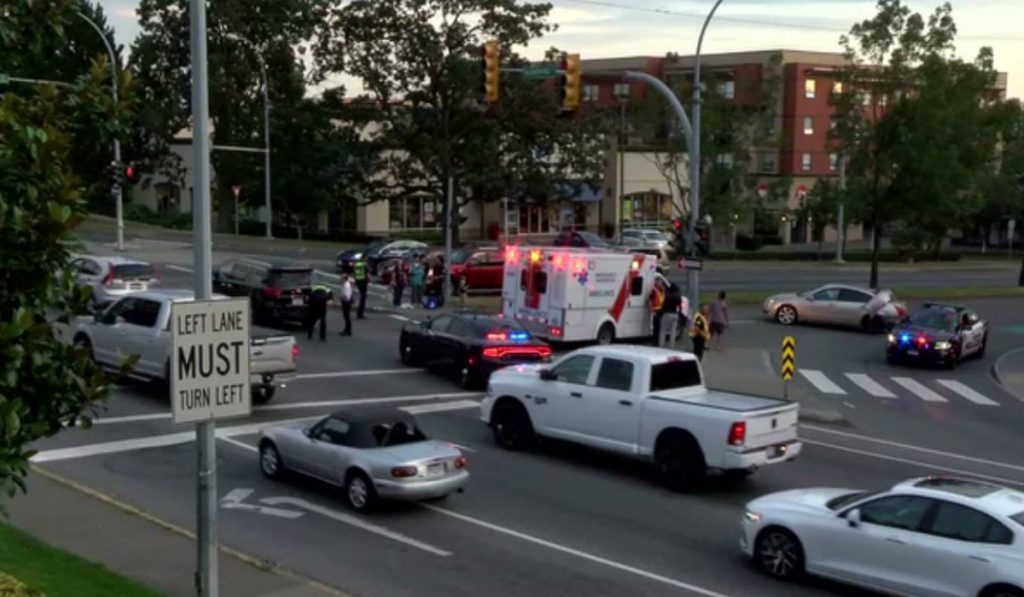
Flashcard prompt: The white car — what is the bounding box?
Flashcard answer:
[741,476,1024,596]
[70,255,159,309]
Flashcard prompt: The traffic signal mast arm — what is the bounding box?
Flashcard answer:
[480,40,581,111]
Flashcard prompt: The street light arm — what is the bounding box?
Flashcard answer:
[623,71,695,154]
[76,11,118,102]
[693,0,725,93]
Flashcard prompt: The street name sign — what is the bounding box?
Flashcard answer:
[678,257,704,271]
[523,65,559,79]
[171,298,251,423]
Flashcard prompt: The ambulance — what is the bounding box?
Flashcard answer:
[501,246,674,344]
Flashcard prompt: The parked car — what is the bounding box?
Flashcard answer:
[887,303,988,368]
[70,255,159,309]
[213,258,313,324]
[336,238,392,273]
[552,230,614,249]
[258,408,469,512]
[71,290,297,402]
[400,313,552,388]
[480,345,801,490]
[448,247,503,293]
[336,239,429,275]
[622,228,670,250]
[741,476,1024,596]
[616,237,670,270]
[762,284,906,332]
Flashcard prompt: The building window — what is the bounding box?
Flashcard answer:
[717,80,735,99]
[801,153,812,171]
[760,152,777,173]
[762,114,777,137]
[582,84,600,102]
[613,82,630,99]
[622,192,673,227]
[832,80,843,94]
[803,117,814,135]
[860,91,872,106]
[804,78,816,99]
[716,153,735,168]
[389,196,441,230]
[829,153,838,172]
[518,204,554,233]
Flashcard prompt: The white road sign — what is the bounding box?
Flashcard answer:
[171,298,251,424]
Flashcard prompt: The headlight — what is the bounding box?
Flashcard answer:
[744,511,762,523]
[934,341,951,350]
[353,253,363,259]
[887,333,896,344]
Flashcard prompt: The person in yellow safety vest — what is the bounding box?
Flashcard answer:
[306,283,333,341]
[648,278,666,345]
[689,304,711,361]
[352,258,369,319]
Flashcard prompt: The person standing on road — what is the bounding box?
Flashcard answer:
[306,283,333,341]
[338,274,354,336]
[690,303,711,361]
[648,278,666,345]
[409,256,426,307]
[353,256,369,319]
[391,260,408,307]
[658,283,682,348]
[709,291,729,350]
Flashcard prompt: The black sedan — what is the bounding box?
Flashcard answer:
[886,303,988,368]
[336,238,391,273]
[399,313,552,388]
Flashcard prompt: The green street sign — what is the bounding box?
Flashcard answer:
[0,74,9,85]
[523,65,559,79]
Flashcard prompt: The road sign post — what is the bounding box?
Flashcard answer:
[781,336,796,399]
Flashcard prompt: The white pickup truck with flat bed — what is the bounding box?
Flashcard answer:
[480,345,802,489]
[71,290,297,403]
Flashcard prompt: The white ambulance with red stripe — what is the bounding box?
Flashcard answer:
[501,246,670,344]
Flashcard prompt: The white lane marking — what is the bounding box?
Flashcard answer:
[402,400,480,415]
[803,439,1024,488]
[220,436,258,453]
[936,380,999,406]
[891,377,947,402]
[844,373,896,398]
[294,369,418,380]
[90,412,172,425]
[423,505,732,597]
[221,488,305,519]
[389,314,412,322]
[798,370,847,394]
[800,424,1024,473]
[165,264,193,273]
[263,496,452,557]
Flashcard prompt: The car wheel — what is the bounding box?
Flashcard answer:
[755,527,805,580]
[596,323,615,345]
[400,342,418,366]
[259,442,284,479]
[860,315,884,334]
[345,470,377,512]
[775,305,798,326]
[491,400,535,451]
[457,364,478,390]
[945,344,961,370]
[654,433,706,492]
[980,585,1024,597]
[252,383,276,404]
[886,352,901,366]
[73,335,95,363]
[977,335,988,359]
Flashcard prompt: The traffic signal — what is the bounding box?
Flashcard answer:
[108,161,123,188]
[482,40,500,103]
[560,53,581,110]
[124,162,139,184]
[671,217,686,257]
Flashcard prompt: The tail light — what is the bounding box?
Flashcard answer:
[483,347,499,358]
[453,456,467,470]
[291,343,299,362]
[391,466,418,478]
[727,422,746,447]
[263,287,284,299]
[550,326,563,337]
[538,345,552,359]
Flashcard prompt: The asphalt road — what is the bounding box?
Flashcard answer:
[31,271,1024,597]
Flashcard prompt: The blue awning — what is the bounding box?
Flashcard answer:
[556,182,604,203]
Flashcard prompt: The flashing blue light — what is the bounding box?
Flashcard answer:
[899,334,911,344]
[509,331,530,342]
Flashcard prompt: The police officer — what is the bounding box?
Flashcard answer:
[306,283,332,341]
[648,278,666,346]
[690,303,711,361]
[352,256,369,319]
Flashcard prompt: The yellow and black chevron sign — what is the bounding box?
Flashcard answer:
[781,336,796,381]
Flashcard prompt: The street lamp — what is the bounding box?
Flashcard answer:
[614,85,630,243]
[77,11,124,251]
[224,33,273,239]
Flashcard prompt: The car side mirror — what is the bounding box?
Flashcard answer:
[846,509,861,528]
[539,369,555,381]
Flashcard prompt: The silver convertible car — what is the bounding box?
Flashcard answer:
[258,408,468,511]
[762,284,906,332]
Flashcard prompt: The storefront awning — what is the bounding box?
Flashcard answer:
[556,182,603,203]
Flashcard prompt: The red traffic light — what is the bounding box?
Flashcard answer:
[672,218,683,231]
[124,165,135,179]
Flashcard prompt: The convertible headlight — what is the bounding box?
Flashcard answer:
[934,341,952,350]
[744,511,763,523]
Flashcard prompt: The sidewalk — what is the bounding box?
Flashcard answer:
[6,469,347,597]
[993,346,1024,401]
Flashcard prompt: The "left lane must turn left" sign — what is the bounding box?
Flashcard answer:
[171,298,251,424]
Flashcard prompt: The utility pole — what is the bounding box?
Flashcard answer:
[77,12,124,251]
[836,154,846,263]
[618,96,627,243]
[444,176,454,301]
[189,0,218,593]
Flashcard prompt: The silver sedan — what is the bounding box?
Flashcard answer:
[762,285,906,332]
[258,408,468,511]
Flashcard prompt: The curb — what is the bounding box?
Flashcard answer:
[991,346,1024,402]
[29,466,353,597]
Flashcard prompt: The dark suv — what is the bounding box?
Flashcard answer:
[214,258,314,324]
[552,230,613,249]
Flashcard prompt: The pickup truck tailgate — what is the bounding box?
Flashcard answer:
[250,335,297,376]
[743,404,799,449]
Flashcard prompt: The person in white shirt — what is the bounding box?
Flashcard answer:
[338,274,354,336]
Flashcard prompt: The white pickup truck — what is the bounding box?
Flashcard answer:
[71,290,297,403]
[481,345,801,489]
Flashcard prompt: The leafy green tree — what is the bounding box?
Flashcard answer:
[0,0,114,504]
[798,179,841,258]
[832,0,997,285]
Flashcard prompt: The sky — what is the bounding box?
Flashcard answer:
[97,0,1023,99]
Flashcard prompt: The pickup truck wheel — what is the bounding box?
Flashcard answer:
[655,434,706,491]
[252,383,276,404]
[597,323,615,345]
[259,441,284,478]
[492,401,535,451]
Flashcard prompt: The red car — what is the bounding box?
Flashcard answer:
[449,247,504,293]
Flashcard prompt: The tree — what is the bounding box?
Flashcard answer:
[798,179,841,258]
[0,0,114,504]
[311,0,606,242]
[832,0,997,286]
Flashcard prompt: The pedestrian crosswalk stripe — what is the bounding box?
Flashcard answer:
[799,370,847,394]
[936,380,999,406]
[891,377,948,403]
[844,373,897,398]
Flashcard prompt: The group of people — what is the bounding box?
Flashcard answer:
[383,254,446,310]
[648,280,729,361]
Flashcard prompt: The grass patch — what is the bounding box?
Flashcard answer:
[0,523,160,597]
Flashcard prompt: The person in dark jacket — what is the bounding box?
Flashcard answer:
[306,284,333,341]
[658,283,683,348]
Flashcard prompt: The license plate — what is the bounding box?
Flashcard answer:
[426,463,446,477]
[771,444,788,458]
[291,297,303,306]
[907,349,919,356]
